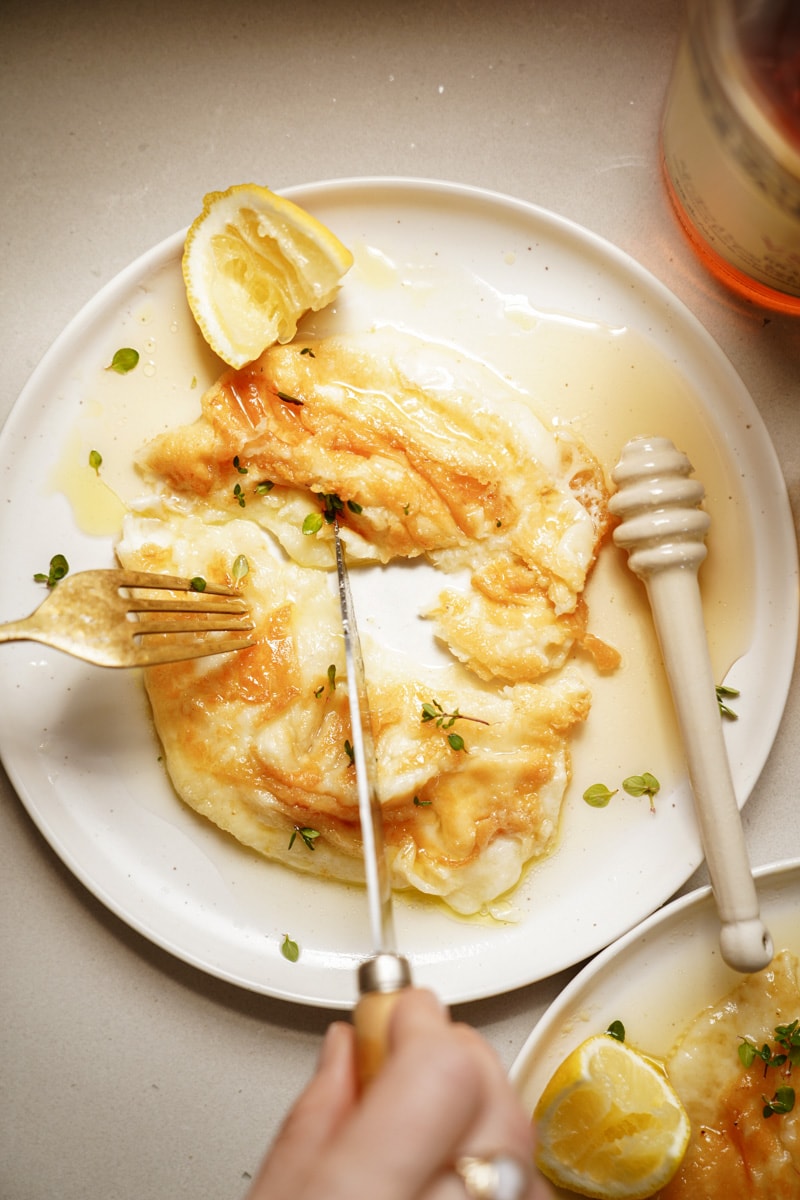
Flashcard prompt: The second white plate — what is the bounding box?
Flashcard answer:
[510,858,800,1198]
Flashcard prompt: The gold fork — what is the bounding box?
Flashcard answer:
[0,569,256,667]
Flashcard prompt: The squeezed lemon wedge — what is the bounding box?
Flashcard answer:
[182,183,353,368]
[533,1034,690,1199]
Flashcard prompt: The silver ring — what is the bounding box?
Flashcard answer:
[454,1153,530,1200]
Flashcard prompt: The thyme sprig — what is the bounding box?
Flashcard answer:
[33,553,69,588]
[420,698,489,753]
[288,827,320,852]
[302,492,363,535]
[622,772,661,813]
[739,1019,799,1119]
[716,683,740,720]
[314,663,338,699]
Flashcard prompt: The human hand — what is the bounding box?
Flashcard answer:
[246,987,554,1200]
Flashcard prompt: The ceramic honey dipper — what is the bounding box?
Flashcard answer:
[609,436,773,974]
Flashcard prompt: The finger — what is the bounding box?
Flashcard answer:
[392,992,534,1162]
[303,990,499,1199]
[374,993,544,1200]
[245,1021,358,1200]
[416,1023,541,1200]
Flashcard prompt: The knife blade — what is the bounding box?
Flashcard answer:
[333,518,412,1087]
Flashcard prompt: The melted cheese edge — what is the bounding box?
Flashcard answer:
[660,950,800,1198]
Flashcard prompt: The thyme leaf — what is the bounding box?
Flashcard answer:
[302,512,324,536]
[280,934,300,962]
[106,347,139,374]
[583,783,617,808]
[232,554,249,582]
[420,698,489,731]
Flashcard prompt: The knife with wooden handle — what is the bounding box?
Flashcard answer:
[333,519,413,1088]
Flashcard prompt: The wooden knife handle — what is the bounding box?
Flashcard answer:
[354,952,412,1090]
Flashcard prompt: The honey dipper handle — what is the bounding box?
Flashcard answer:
[610,437,772,973]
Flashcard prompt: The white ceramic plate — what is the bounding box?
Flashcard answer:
[0,178,796,1008]
[510,857,800,1197]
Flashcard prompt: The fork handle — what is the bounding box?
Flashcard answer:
[610,437,772,974]
[0,616,42,645]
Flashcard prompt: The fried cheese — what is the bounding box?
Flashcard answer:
[660,950,800,1198]
[118,330,614,913]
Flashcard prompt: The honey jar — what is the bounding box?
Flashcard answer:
[661,0,800,312]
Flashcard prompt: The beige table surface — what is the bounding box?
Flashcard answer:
[1,2,798,1198]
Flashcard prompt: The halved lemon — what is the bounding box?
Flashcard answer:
[533,1034,690,1199]
[182,183,353,368]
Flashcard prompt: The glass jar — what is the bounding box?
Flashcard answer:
[661,0,800,313]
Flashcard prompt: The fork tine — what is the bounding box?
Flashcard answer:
[126,594,249,615]
[131,613,255,635]
[111,569,241,597]
[132,632,257,665]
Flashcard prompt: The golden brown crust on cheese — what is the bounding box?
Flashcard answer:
[139,330,613,683]
[142,330,613,566]
[117,507,590,913]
